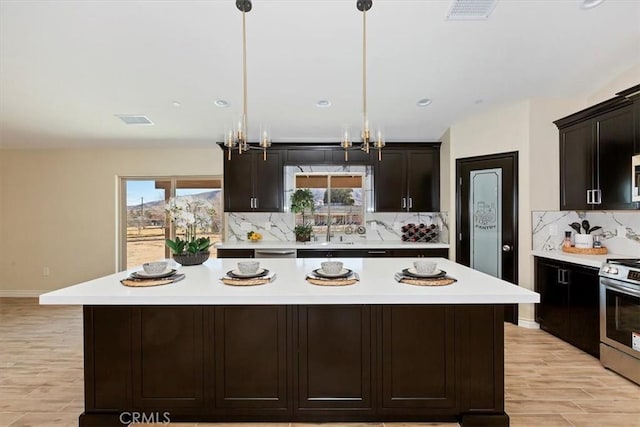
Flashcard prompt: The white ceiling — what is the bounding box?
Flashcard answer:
[1,0,639,149]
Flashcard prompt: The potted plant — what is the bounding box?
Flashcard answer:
[290,188,315,242]
[165,196,215,265]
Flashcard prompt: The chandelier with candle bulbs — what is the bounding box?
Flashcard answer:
[341,0,385,161]
[224,0,271,161]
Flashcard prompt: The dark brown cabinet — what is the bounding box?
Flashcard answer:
[296,247,447,258]
[534,257,599,357]
[295,305,373,415]
[212,306,290,412]
[379,305,455,413]
[132,307,205,410]
[216,248,255,258]
[223,150,283,212]
[374,146,440,212]
[82,304,507,425]
[556,95,636,210]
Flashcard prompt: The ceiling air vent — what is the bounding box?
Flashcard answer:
[446,0,497,20]
[116,114,154,125]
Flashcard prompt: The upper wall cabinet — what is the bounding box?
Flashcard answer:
[374,144,440,212]
[555,85,639,210]
[223,149,283,212]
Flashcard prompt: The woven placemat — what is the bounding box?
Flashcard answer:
[306,277,358,286]
[399,277,456,287]
[222,277,270,286]
[121,274,185,287]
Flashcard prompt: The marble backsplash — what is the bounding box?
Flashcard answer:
[532,211,640,255]
[226,212,449,243]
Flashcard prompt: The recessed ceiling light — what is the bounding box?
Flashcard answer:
[316,100,331,108]
[474,99,484,104]
[581,0,604,9]
[416,98,432,107]
[214,100,229,108]
[172,101,181,107]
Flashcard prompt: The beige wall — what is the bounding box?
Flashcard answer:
[0,147,223,294]
[445,67,638,324]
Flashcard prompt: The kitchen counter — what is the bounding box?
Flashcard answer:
[43,257,537,427]
[39,257,537,306]
[531,249,636,269]
[216,240,450,250]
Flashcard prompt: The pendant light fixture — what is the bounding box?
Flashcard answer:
[224,0,271,161]
[343,0,385,161]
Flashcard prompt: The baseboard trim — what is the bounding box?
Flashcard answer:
[518,319,540,329]
[0,290,42,298]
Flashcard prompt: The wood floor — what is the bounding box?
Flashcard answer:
[0,298,638,427]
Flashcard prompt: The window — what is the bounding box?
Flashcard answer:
[294,173,364,237]
[119,177,223,270]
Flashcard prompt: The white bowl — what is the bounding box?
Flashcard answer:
[321,261,343,275]
[238,261,260,274]
[142,261,168,274]
[413,260,437,274]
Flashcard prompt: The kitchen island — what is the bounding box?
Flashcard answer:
[40,257,538,427]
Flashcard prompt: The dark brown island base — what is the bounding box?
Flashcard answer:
[80,304,507,427]
[40,257,539,427]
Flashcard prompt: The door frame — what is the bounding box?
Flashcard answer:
[455,151,519,323]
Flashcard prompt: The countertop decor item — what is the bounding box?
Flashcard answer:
[291,189,315,242]
[561,246,608,255]
[165,196,215,265]
[247,231,262,242]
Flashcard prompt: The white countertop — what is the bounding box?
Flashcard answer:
[216,241,450,250]
[40,257,538,306]
[531,250,637,269]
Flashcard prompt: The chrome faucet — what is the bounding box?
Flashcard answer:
[325,220,332,242]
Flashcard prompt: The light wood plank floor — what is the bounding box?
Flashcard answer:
[0,298,638,427]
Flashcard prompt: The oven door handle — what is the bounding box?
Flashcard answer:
[600,277,640,298]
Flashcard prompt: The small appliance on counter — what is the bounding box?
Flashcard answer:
[599,258,640,385]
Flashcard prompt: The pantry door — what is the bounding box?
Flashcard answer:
[456,152,519,324]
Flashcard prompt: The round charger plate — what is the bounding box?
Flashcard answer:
[131,269,177,279]
[227,268,269,279]
[313,268,352,279]
[402,268,446,278]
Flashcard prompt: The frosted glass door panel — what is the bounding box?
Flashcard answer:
[470,169,502,278]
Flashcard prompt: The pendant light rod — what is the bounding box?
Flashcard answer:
[242,4,248,152]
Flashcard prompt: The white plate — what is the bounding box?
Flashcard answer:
[230,268,267,278]
[406,267,444,278]
[314,268,351,278]
[132,268,177,279]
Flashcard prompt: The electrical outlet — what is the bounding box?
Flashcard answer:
[393,222,400,230]
[240,222,251,231]
[43,267,50,277]
[616,226,627,237]
[264,222,271,231]
[370,222,377,230]
[548,224,558,236]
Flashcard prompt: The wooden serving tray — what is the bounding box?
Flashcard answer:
[562,246,608,255]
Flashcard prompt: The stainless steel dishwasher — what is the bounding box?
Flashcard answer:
[253,249,297,258]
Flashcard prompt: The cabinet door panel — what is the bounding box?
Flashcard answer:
[214,306,289,409]
[379,305,455,410]
[216,248,255,258]
[393,248,449,258]
[286,149,328,164]
[535,259,569,340]
[560,121,594,210]
[374,150,407,212]
[568,266,600,357]
[255,151,283,211]
[132,307,204,409]
[407,150,440,212]
[296,305,373,411]
[224,152,254,212]
[597,106,634,209]
[331,148,372,164]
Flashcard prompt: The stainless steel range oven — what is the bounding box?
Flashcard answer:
[599,258,640,385]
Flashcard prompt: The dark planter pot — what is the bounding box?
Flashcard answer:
[295,234,311,242]
[173,251,210,266]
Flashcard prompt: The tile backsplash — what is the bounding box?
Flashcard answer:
[226,211,449,243]
[532,211,640,255]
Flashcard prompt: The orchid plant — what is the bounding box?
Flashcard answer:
[165,196,216,255]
